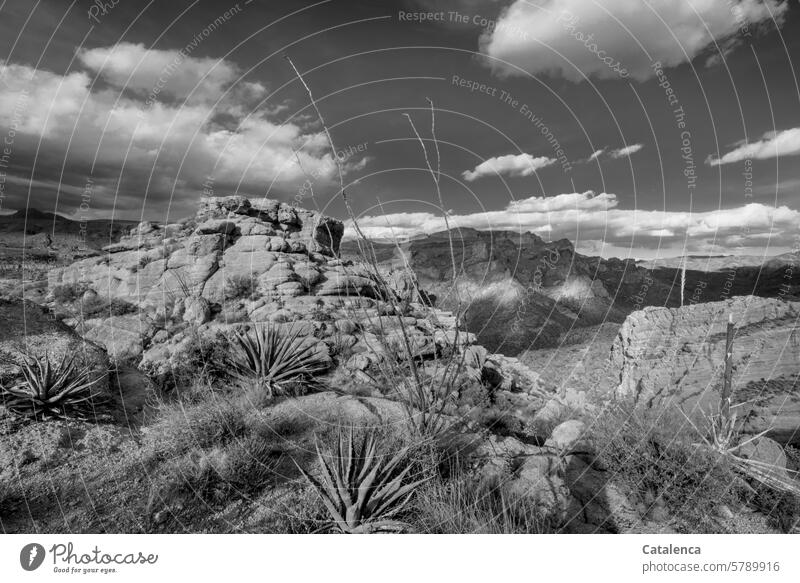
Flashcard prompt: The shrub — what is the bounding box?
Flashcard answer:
[154,436,284,508]
[225,274,258,300]
[80,297,138,319]
[143,398,248,461]
[159,331,231,390]
[0,353,101,419]
[229,324,328,398]
[296,426,428,533]
[411,474,551,533]
[590,404,744,532]
[51,282,89,304]
[326,333,356,363]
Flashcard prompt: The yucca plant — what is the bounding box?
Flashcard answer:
[229,323,328,397]
[297,427,429,533]
[0,352,99,419]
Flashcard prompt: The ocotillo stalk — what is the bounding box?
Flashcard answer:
[680,255,686,307]
[721,313,735,422]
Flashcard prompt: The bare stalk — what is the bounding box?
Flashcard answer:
[403,105,459,292]
[680,255,686,307]
[720,313,735,424]
[286,55,425,394]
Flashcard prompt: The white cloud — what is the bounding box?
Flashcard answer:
[348,191,800,255]
[707,127,800,166]
[0,53,368,216]
[585,144,644,161]
[610,143,643,158]
[480,0,788,82]
[78,42,242,103]
[588,149,605,161]
[462,153,557,181]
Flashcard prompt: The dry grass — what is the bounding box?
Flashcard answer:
[588,402,800,532]
[411,473,553,533]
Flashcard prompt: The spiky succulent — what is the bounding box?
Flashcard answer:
[0,352,99,419]
[229,323,328,397]
[297,427,428,533]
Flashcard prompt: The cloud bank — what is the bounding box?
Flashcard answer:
[480,0,788,81]
[348,191,799,256]
[0,46,367,218]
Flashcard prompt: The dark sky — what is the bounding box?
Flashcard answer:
[1,0,799,258]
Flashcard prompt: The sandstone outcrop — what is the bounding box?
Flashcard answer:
[611,296,800,445]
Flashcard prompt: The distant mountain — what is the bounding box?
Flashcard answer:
[639,253,800,271]
[0,208,137,258]
[343,229,800,355]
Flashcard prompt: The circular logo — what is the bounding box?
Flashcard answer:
[20,543,46,571]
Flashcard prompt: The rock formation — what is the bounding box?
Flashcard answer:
[610,296,800,445]
[42,197,543,415]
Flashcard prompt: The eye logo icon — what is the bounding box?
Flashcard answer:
[20,543,46,571]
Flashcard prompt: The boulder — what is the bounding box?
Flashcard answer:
[83,314,155,362]
[734,436,788,480]
[545,420,589,453]
[183,297,211,325]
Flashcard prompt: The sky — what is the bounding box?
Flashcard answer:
[0,0,799,259]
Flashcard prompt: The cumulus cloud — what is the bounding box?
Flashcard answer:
[585,144,644,161]
[707,127,800,166]
[78,42,242,103]
[610,143,643,158]
[480,0,788,82]
[0,51,366,218]
[348,191,799,255]
[462,153,557,181]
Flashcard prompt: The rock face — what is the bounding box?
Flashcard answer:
[0,299,109,396]
[611,296,800,445]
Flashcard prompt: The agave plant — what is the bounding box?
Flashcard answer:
[229,323,328,397]
[0,352,99,419]
[297,427,429,533]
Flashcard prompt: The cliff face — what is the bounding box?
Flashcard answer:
[610,296,800,445]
